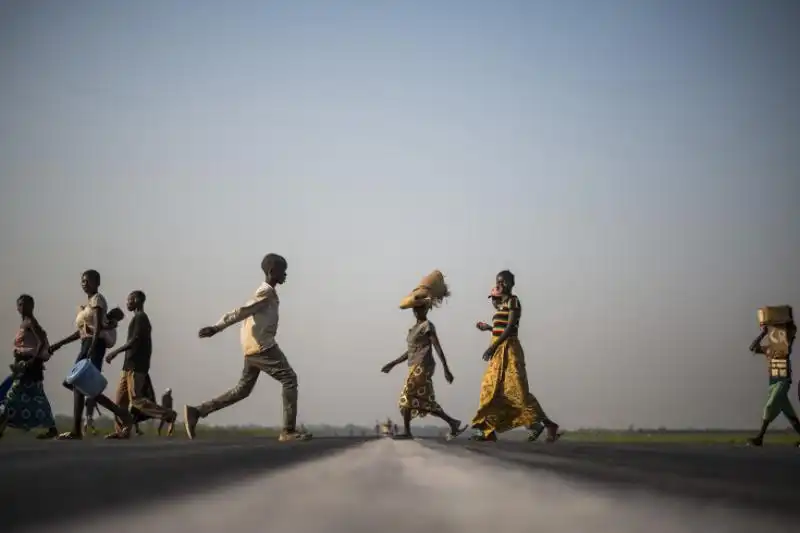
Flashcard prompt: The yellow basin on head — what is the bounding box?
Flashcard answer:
[758,305,793,326]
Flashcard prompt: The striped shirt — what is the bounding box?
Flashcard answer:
[491,295,521,339]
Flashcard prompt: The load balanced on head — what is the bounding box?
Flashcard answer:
[747,305,799,447]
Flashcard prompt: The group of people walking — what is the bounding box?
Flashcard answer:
[0,253,563,444]
[2,253,795,446]
[0,270,177,440]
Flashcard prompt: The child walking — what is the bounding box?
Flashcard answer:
[382,270,466,440]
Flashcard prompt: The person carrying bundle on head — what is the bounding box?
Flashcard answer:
[747,305,800,448]
[381,270,467,440]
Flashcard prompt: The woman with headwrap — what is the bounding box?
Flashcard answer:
[470,270,561,442]
[381,270,467,440]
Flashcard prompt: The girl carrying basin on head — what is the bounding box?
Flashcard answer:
[381,270,467,440]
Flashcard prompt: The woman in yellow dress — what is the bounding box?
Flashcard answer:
[470,270,561,442]
[381,270,467,440]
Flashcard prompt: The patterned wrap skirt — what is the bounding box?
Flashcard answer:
[398,363,443,419]
[470,337,546,436]
[0,378,56,430]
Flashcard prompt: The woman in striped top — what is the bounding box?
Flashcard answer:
[470,270,561,442]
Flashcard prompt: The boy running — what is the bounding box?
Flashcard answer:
[183,254,311,442]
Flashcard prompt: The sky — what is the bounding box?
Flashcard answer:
[1,0,799,429]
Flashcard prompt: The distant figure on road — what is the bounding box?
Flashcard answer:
[49,270,133,440]
[747,308,800,447]
[469,271,561,443]
[104,290,177,439]
[183,254,312,443]
[157,388,174,436]
[382,270,466,440]
[0,295,58,440]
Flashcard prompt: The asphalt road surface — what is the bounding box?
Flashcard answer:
[2,436,798,533]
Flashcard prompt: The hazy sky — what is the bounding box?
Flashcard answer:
[1,0,798,429]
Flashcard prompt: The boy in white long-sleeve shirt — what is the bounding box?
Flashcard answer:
[183,254,312,442]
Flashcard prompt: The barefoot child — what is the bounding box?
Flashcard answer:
[183,254,311,442]
[381,270,466,440]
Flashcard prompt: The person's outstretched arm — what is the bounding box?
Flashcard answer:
[50,330,80,353]
[199,291,273,338]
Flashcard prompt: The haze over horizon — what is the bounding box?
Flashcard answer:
[1,0,799,430]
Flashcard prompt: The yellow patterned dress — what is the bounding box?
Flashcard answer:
[398,320,443,419]
[470,295,547,437]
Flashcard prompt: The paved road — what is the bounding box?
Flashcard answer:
[451,440,800,517]
[2,437,798,533]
